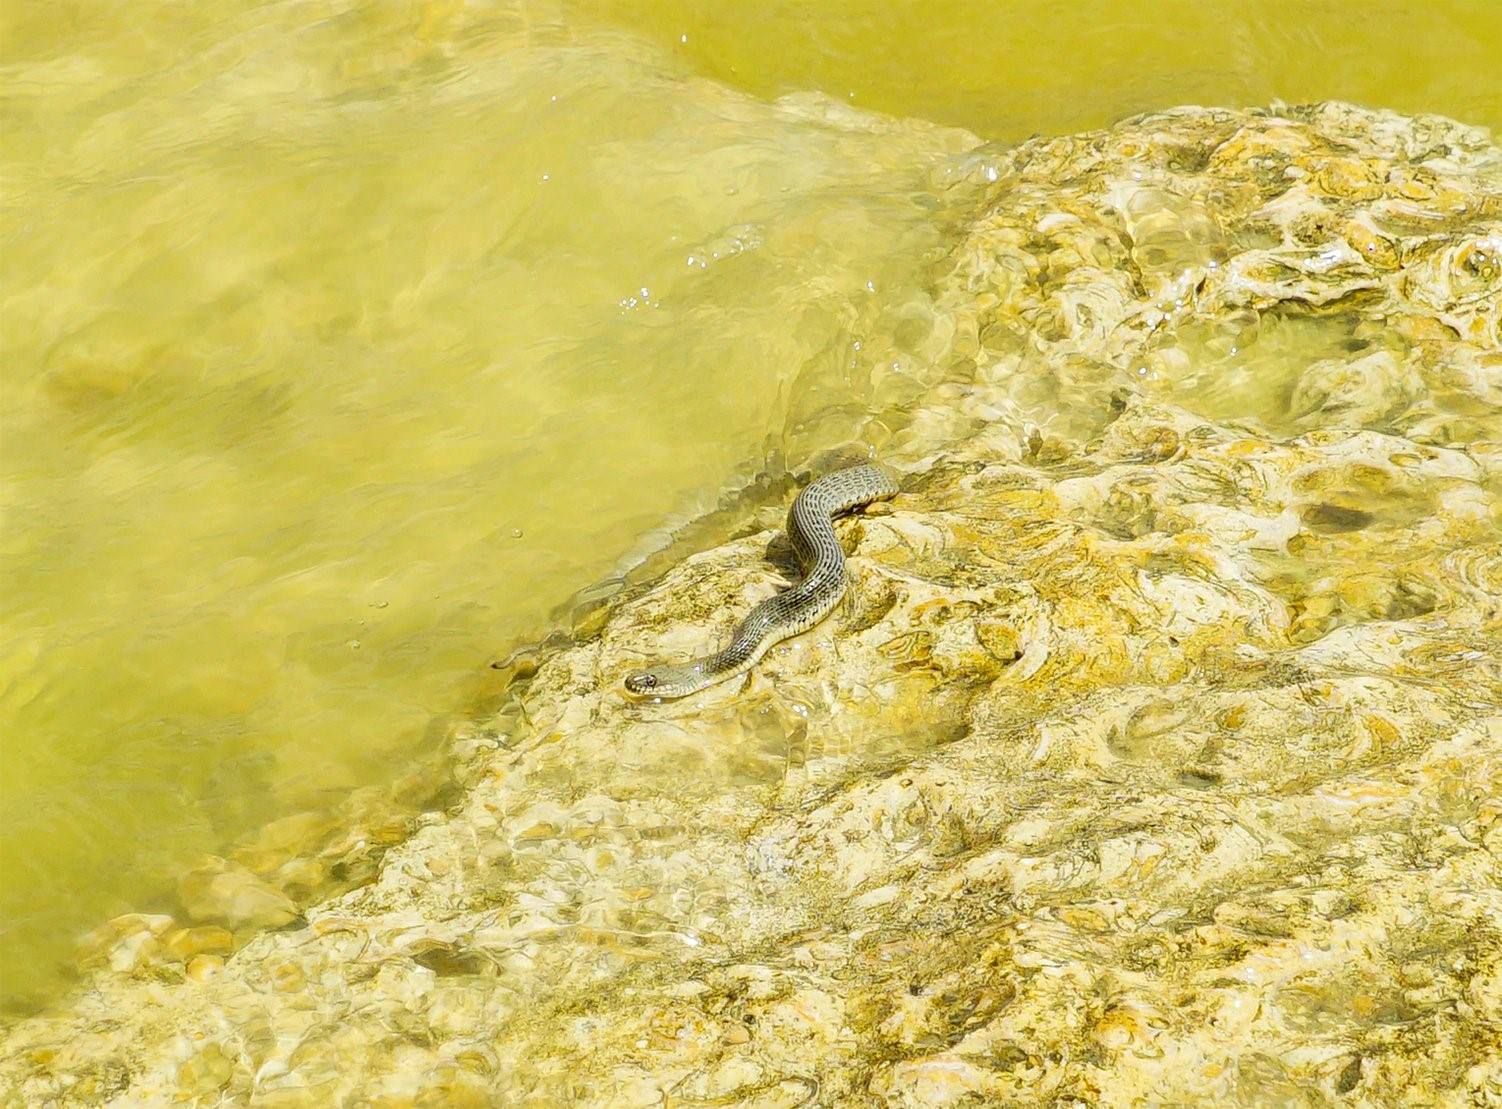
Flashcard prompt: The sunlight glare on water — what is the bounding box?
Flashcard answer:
[1,0,1499,1010]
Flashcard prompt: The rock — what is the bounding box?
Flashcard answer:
[161,926,234,964]
[174,1043,236,1100]
[1289,349,1423,427]
[184,954,223,982]
[176,857,299,931]
[75,913,175,975]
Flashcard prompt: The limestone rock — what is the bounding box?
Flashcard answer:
[176,857,298,932]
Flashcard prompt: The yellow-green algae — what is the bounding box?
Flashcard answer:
[3,101,1500,1107]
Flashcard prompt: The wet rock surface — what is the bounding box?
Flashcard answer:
[4,102,1501,1106]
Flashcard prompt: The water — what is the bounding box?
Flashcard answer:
[1,0,1499,1012]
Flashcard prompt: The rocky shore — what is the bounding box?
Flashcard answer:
[3,101,1500,1106]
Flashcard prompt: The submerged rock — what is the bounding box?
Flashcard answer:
[176,858,299,933]
[3,101,1500,1107]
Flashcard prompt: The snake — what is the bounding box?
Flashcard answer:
[624,463,900,700]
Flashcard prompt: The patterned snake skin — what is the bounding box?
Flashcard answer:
[624,463,899,699]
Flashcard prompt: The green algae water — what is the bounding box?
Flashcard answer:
[1,1,1499,1014]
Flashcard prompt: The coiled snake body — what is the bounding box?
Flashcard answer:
[624,463,899,699]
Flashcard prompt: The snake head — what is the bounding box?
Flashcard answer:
[623,661,713,700]
[623,670,659,696]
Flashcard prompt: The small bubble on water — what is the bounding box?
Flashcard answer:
[510,528,523,539]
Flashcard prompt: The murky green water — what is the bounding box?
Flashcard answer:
[1,0,1498,1011]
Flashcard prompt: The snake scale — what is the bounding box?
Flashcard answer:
[624,463,899,699]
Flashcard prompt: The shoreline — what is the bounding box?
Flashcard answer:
[5,100,1500,1106]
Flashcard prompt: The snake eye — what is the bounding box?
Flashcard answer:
[625,672,656,693]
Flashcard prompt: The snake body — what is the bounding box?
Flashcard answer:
[624,463,899,699]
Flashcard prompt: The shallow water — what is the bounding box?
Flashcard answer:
[1,0,1499,1011]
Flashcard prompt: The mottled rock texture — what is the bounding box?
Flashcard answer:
[4,102,1500,1107]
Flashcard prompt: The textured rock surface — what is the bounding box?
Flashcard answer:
[4,102,1501,1107]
